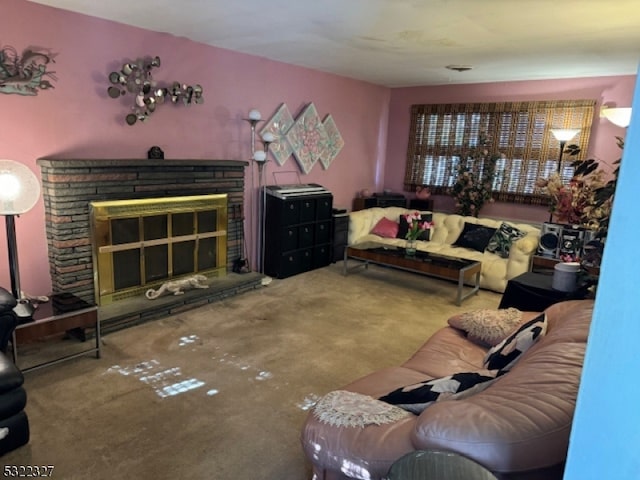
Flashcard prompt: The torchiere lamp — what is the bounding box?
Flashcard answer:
[244,109,276,275]
[550,128,580,175]
[0,160,41,319]
[548,129,580,223]
[254,132,274,275]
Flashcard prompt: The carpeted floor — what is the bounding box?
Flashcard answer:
[3,263,502,479]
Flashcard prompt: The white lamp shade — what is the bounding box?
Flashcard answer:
[248,109,262,121]
[600,107,632,128]
[550,128,580,142]
[0,160,40,214]
[253,150,267,162]
[261,132,275,143]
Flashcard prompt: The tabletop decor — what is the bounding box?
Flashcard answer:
[403,211,434,255]
[450,136,500,217]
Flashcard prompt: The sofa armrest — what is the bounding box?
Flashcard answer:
[512,232,539,256]
[0,311,18,354]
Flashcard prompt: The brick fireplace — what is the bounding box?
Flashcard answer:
[37,158,262,331]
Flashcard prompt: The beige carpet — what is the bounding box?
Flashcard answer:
[3,263,502,480]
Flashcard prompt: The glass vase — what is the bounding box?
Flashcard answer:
[406,240,417,256]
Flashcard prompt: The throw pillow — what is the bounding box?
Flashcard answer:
[453,222,497,253]
[396,213,433,241]
[370,217,399,238]
[483,313,547,371]
[486,222,527,258]
[379,369,502,415]
[447,308,523,347]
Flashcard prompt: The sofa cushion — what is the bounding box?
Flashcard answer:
[484,313,547,371]
[379,369,501,415]
[447,308,524,347]
[397,213,433,241]
[486,222,527,258]
[370,217,399,238]
[453,222,497,252]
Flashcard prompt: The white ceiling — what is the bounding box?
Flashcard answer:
[29,0,640,87]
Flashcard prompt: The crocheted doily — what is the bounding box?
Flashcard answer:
[313,390,412,428]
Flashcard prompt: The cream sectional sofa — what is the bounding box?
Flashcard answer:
[347,207,540,293]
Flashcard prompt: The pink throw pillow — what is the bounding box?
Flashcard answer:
[370,217,399,238]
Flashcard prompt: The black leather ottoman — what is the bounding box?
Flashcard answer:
[0,289,30,455]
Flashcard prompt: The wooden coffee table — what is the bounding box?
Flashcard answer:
[344,242,481,305]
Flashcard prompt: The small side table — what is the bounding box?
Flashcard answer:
[499,272,589,311]
[387,450,497,480]
[531,255,600,276]
[332,213,349,263]
[408,198,434,211]
[11,293,100,373]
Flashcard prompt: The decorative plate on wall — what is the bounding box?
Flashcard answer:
[259,103,294,166]
[320,114,344,170]
[286,103,328,174]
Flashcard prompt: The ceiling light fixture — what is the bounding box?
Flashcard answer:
[445,65,473,72]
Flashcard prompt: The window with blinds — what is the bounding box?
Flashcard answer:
[404,100,595,204]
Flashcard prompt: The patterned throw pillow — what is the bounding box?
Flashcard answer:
[396,213,433,241]
[379,370,502,415]
[483,313,547,371]
[370,217,399,238]
[453,222,497,253]
[447,308,523,347]
[486,222,527,258]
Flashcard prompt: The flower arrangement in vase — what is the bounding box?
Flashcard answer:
[403,211,434,255]
[536,137,622,241]
[450,136,501,217]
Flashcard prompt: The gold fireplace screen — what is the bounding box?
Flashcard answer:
[90,194,227,305]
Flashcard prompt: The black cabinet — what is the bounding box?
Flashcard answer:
[332,213,349,263]
[264,190,333,279]
[408,198,434,211]
[353,193,406,211]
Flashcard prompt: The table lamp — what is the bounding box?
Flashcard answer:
[0,160,41,319]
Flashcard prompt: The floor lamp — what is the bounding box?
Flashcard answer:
[0,160,41,319]
[549,129,580,222]
[244,109,274,275]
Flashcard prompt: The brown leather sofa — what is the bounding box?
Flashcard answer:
[300,300,593,480]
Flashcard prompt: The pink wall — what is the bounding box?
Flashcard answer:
[1,0,390,296]
[385,76,637,222]
[3,0,636,298]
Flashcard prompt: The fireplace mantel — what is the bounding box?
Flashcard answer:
[38,159,248,168]
[37,158,250,306]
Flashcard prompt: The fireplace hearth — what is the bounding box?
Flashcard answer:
[37,158,262,332]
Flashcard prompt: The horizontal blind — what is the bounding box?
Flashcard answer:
[404,100,595,204]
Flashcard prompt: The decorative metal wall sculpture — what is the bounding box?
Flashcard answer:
[0,45,57,95]
[107,56,203,125]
